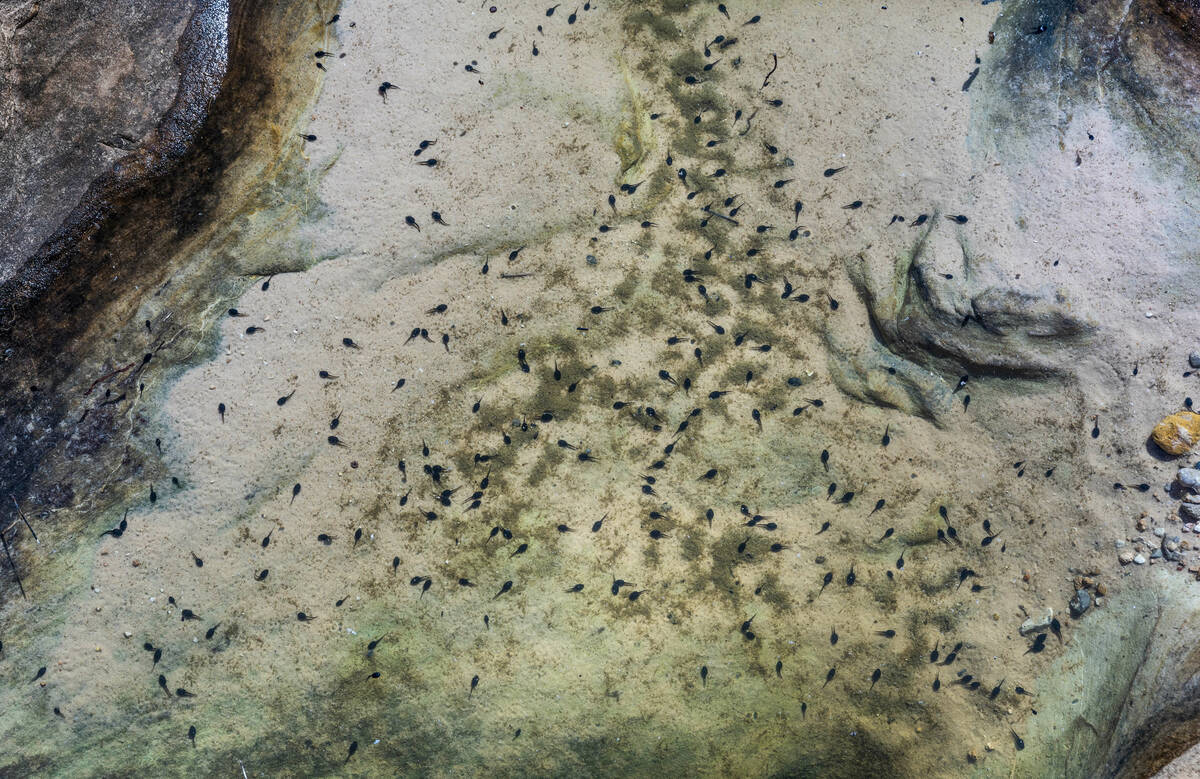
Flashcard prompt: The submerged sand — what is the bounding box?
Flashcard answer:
[2,0,1200,776]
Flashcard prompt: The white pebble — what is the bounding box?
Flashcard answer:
[1134,554,1147,565]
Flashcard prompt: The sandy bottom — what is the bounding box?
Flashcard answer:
[3,0,1200,777]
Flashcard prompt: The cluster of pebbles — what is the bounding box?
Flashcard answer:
[1117,465,1200,575]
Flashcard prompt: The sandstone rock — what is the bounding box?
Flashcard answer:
[1020,607,1054,635]
[1152,412,1200,456]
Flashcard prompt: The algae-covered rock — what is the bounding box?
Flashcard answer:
[1152,411,1200,456]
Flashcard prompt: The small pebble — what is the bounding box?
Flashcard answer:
[1134,554,1147,565]
[1069,589,1091,617]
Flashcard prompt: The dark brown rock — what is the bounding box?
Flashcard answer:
[0,0,199,282]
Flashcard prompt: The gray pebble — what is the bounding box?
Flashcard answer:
[1190,351,1200,369]
[1069,589,1091,618]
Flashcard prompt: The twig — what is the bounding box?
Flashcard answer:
[762,53,778,89]
[10,496,38,543]
[700,206,740,226]
[0,528,26,599]
[83,360,138,396]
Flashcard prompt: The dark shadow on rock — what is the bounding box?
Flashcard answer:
[1144,435,1179,463]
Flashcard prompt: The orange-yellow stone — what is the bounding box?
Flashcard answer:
[1152,411,1200,456]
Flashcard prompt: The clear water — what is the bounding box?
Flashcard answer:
[3,1,1200,777]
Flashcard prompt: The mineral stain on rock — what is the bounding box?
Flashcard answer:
[1152,411,1200,457]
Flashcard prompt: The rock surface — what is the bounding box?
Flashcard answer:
[1021,607,1055,635]
[1153,412,1200,456]
[0,0,197,285]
